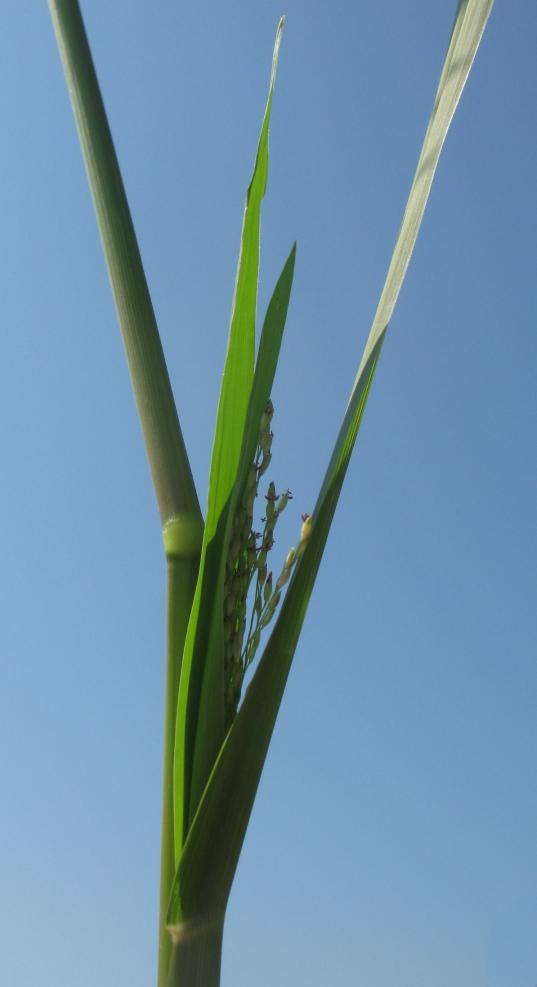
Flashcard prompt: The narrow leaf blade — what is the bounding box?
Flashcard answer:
[188,243,296,822]
[173,16,287,858]
[231,243,297,516]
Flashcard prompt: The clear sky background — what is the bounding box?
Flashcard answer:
[1,3,536,986]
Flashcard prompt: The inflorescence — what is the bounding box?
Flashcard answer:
[223,400,312,723]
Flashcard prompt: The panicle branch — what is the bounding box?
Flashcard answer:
[223,401,312,724]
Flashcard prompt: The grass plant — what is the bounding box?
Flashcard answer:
[47,1,494,984]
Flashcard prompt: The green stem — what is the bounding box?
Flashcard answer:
[159,536,203,987]
[166,915,225,987]
[48,6,208,982]
[48,0,201,527]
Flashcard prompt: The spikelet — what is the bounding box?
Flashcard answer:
[223,398,311,725]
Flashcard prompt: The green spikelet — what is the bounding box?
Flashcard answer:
[223,398,308,722]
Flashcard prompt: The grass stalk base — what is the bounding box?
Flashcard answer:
[166,914,224,987]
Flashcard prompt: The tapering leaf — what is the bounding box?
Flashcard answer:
[172,16,287,857]
[230,244,297,525]
[167,0,494,925]
[188,242,296,822]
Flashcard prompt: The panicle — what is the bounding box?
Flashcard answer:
[223,398,312,725]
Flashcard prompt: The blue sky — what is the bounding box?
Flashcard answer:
[1,2,536,985]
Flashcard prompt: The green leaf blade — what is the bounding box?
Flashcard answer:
[173,18,287,859]
[167,336,382,926]
[206,14,284,544]
[187,243,296,831]
[230,242,297,513]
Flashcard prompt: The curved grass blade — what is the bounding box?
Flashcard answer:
[167,338,381,924]
[166,241,296,917]
[167,0,494,924]
[187,242,296,822]
[173,18,287,857]
[351,0,493,390]
[232,244,296,512]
